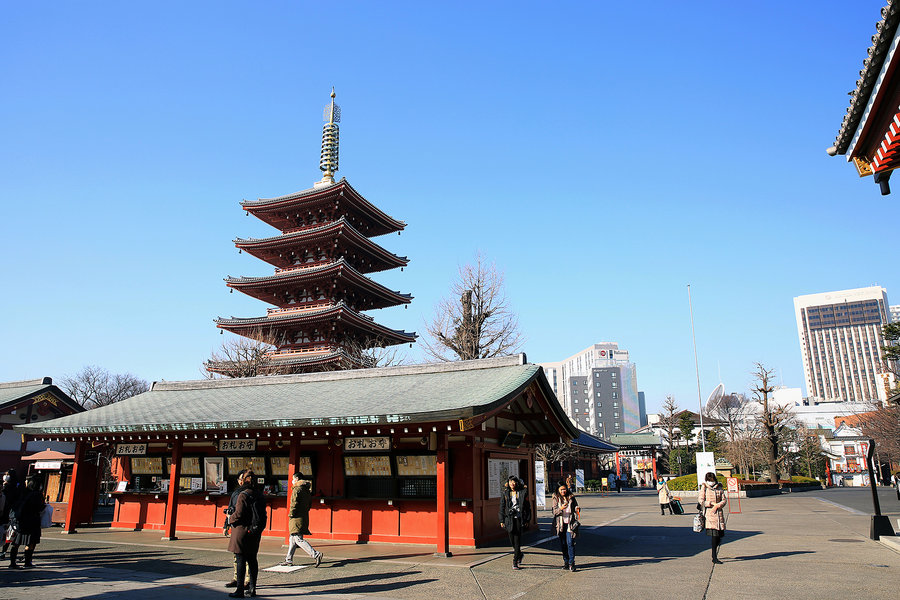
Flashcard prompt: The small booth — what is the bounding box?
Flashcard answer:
[17,355,578,552]
[21,448,76,524]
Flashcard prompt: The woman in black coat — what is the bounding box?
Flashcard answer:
[498,475,531,570]
[8,475,44,569]
[227,470,263,597]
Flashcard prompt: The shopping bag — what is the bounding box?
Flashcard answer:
[40,504,54,528]
[692,511,705,533]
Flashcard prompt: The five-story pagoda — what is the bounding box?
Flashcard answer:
[208,91,415,376]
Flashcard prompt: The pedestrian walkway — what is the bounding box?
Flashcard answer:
[0,489,897,599]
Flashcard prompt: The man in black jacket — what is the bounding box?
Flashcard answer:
[224,469,249,589]
[498,476,531,570]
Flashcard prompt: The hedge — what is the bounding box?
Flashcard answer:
[664,474,727,491]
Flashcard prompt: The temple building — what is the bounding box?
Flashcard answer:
[208,90,415,375]
[16,355,577,551]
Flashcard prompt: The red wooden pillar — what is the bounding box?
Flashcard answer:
[615,452,620,477]
[62,439,86,534]
[652,454,658,482]
[285,439,300,544]
[434,433,451,557]
[162,441,182,541]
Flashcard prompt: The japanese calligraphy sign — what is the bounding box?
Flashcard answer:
[116,443,147,455]
[218,439,257,452]
[343,436,391,451]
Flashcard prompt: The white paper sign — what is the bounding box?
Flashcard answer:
[115,481,128,492]
[535,461,546,508]
[487,459,519,498]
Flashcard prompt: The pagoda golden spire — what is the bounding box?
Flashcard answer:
[318,88,341,185]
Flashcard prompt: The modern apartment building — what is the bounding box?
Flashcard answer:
[794,286,894,404]
[890,304,900,323]
[541,343,641,436]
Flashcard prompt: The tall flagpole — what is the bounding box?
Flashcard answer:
[688,284,707,452]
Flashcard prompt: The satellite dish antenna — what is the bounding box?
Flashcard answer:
[705,383,725,411]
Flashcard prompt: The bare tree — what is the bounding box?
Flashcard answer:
[752,363,794,482]
[204,333,283,378]
[856,403,900,468]
[658,395,679,448]
[534,442,578,466]
[706,393,753,443]
[60,365,149,409]
[422,253,523,361]
[205,332,407,378]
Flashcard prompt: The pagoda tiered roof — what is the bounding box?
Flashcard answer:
[225,258,413,311]
[215,301,416,347]
[234,216,409,272]
[205,347,369,376]
[241,179,405,237]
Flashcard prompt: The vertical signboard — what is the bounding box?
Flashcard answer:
[696,452,716,487]
[575,469,585,491]
[535,461,546,508]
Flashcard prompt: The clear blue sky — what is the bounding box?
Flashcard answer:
[2,2,896,416]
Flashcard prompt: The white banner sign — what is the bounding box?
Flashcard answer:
[696,452,716,487]
[575,469,585,490]
[34,461,62,470]
[535,461,546,507]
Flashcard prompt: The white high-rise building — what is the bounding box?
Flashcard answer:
[541,343,640,435]
[794,286,894,404]
[890,304,900,323]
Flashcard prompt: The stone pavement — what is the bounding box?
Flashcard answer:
[0,488,898,600]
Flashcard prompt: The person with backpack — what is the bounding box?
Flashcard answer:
[227,469,266,597]
[224,469,250,590]
[280,473,323,567]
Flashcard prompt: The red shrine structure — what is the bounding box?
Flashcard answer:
[208,90,415,375]
[828,1,900,194]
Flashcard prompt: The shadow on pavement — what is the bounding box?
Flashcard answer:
[273,569,438,594]
[726,551,815,561]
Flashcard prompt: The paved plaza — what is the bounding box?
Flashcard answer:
[0,488,898,600]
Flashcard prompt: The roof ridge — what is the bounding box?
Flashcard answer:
[152,354,530,392]
[0,377,52,389]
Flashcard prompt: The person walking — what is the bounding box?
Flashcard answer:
[0,470,21,561]
[227,470,264,597]
[498,475,531,570]
[280,473,323,567]
[552,482,580,571]
[224,469,251,590]
[7,475,45,569]
[658,478,673,515]
[699,472,727,564]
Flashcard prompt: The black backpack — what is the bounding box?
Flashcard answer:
[242,490,267,534]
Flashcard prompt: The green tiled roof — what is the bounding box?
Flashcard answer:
[16,356,556,436]
[608,433,662,447]
[0,379,51,407]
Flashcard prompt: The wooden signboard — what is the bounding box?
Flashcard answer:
[344,455,391,477]
[396,455,436,476]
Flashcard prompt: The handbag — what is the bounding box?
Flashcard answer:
[692,504,705,533]
[569,516,580,537]
[40,504,54,528]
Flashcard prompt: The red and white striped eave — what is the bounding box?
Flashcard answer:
[871,107,900,172]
